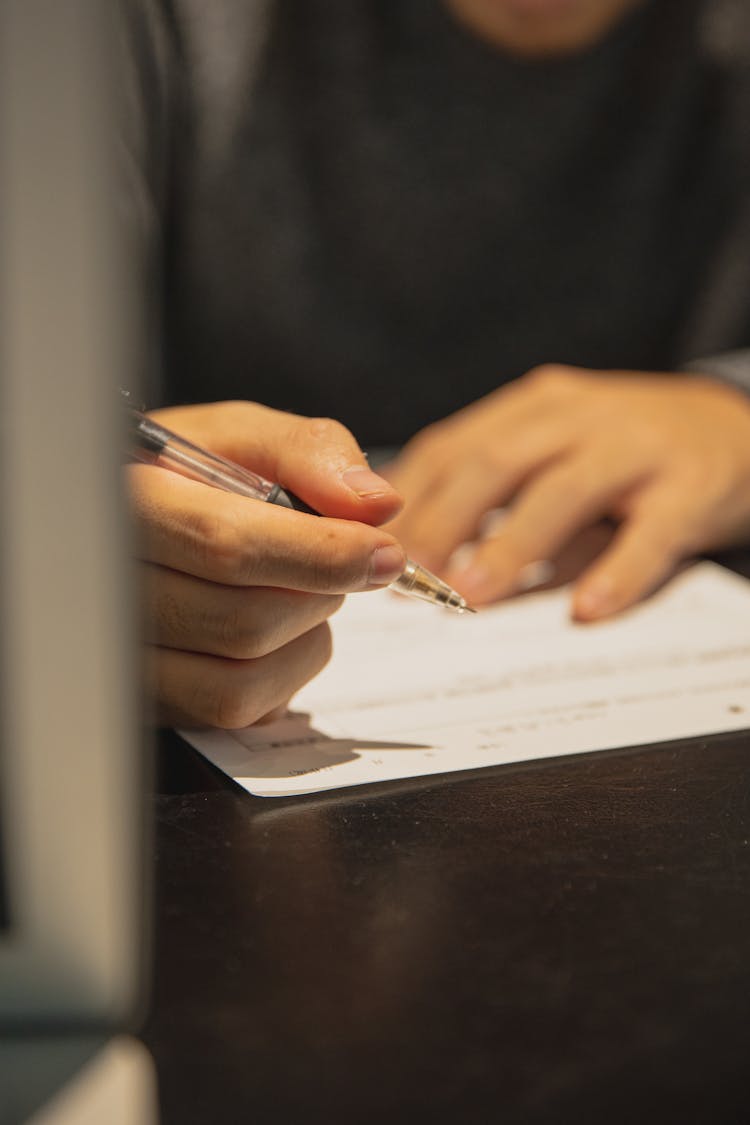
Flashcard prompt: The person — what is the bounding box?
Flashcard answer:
[121,0,750,726]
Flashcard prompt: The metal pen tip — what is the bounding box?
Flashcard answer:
[391,560,478,614]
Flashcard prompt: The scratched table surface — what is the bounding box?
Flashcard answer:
[143,556,750,1125]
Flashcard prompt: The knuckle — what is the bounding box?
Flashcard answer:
[196,619,336,731]
[525,363,578,393]
[201,514,253,583]
[308,621,334,675]
[177,503,237,573]
[404,420,447,459]
[153,588,191,645]
[224,592,344,658]
[525,363,560,387]
[326,592,347,619]
[306,415,354,445]
[212,670,261,731]
[231,399,267,424]
[218,605,268,661]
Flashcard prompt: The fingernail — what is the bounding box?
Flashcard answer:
[447,543,477,571]
[342,466,394,499]
[369,544,407,586]
[516,560,555,592]
[574,581,613,620]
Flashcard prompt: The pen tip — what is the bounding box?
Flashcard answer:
[456,601,477,614]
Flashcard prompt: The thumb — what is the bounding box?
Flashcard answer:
[149,401,403,526]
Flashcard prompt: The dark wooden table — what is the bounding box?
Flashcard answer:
[144,710,750,1125]
[142,547,750,1125]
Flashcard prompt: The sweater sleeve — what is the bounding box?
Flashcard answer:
[684,350,750,393]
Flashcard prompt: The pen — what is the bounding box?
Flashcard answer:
[126,407,475,613]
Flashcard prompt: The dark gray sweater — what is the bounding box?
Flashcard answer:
[121,0,750,446]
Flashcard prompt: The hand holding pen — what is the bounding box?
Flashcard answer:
[126,401,472,730]
[128,403,473,613]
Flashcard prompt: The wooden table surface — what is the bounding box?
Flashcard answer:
[144,715,750,1125]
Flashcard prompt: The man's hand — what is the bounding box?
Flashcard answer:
[385,366,750,620]
[131,401,405,728]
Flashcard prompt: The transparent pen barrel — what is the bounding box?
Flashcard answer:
[133,416,274,502]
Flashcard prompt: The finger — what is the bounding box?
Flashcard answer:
[388,436,563,573]
[386,366,585,516]
[129,465,406,592]
[385,437,454,523]
[254,702,291,725]
[445,452,646,604]
[149,402,402,525]
[571,487,698,620]
[147,621,333,730]
[384,396,522,516]
[142,561,345,659]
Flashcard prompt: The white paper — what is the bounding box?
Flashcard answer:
[180,562,750,797]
